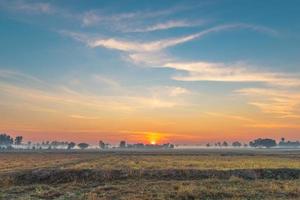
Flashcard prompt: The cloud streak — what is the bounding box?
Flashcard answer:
[0,70,191,118]
[0,0,54,14]
[164,61,300,87]
[236,88,300,118]
[86,24,276,53]
[126,20,205,33]
[80,4,200,28]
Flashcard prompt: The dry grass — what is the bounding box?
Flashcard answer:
[0,153,83,172]
[0,150,299,199]
[66,154,300,170]
[2,152,299,172]
[1,179,299,200]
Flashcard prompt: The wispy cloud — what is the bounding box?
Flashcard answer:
[246,123,300,129]
[69,114,101,120]
[164,61,300,87]
[81,10,138,27]
[86,24,274,52]
[149,86,191,98]
[80,4,200,28]
[0,70,189,118]
[205,112,255,122]
[126,20,205,33]
[93,74,120,88]
[236,88,300,118]
[0,69,44,84]
[169,87,190,97]
[0,0,54,14]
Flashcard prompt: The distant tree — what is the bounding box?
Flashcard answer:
[54,141,60,148]
[278,138,300,147]
[119,141,126,148]
[243,143,248,147]
[232,141,242,147]
[0,134,14,146]
[222,141,228,147]
[99,140,105,149]
[286,141,300,147]
[78,143,89,150]
[279,137,286,146]
[14,136,23,145]
[27,141,32,149]
[67,142,76,150]
[206,143,210,147]
[249,138,277,148]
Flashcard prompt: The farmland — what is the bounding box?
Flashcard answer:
[0,149,299,199]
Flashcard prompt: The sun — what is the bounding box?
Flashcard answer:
[147,132,161,145]
[150,140,156,145]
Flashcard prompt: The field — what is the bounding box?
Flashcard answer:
[0,149,300,200]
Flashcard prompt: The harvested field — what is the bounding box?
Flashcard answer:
[1,179,300,200]
[0,149,299,199]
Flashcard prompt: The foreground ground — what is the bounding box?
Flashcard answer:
[0,148,299,199]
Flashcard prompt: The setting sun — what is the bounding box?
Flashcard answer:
[150,140,156,145]
[147,133,161,145]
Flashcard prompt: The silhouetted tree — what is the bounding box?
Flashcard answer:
[78,143,89,150]
[206,143,210,147]
[249,138,277,148]
[0,134,14,146]
[232,141,242,147]
[27,141,31,149]
[222,141,228,147]
[119,141,126,148]
[15,136,23,145]
[278,138,300,147]
[67,142,76,150]
[99,140,105,149]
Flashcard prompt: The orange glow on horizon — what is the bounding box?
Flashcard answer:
[146,132,161,145]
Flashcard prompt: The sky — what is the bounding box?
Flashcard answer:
[0,0,300,144]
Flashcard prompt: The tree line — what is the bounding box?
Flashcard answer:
[1,133,299,150]
[0,133,90,150]
[0,134,23,146]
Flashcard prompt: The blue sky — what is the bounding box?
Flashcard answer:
[0,0,300,143]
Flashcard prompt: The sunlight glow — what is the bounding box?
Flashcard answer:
[150,140,156,145]
[147,132,161,145]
